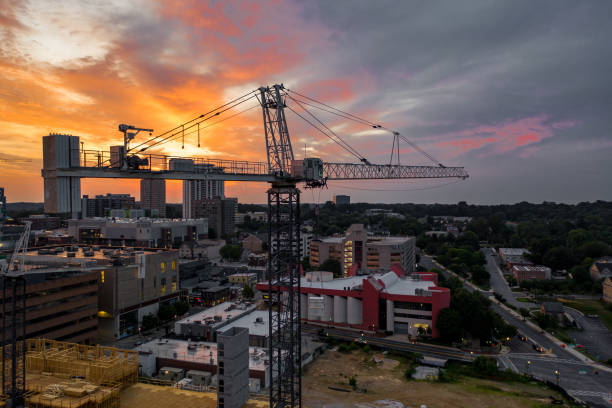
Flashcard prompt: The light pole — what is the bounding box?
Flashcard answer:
[554,369,560,387]
[526,360,531,376]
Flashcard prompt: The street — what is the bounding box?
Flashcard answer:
[420,253,612,407]
[481,247,537,309]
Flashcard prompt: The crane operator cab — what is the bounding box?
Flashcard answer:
[292,158,326,188]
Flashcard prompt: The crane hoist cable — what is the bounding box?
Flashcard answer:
[286,88,443,166]
[136,93,258,153]
[285,104,364,163]
[145,103,261,151]
[129,89,259,153]
[286,94,366,163]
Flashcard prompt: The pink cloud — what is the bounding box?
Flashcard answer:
[435,115,577,158]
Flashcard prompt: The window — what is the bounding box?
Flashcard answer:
[171,260,176,270]
[160,262,166,273]
[100,271,104,283]
[172,282,177,292]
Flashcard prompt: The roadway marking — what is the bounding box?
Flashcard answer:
[498,356,518,373]
[508,355,587,366]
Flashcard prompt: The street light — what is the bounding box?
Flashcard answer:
[526,360,531,376]
[554,369,560,386]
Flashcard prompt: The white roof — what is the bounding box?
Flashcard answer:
[176,301,256,328]
[137,338,267,371]
[219,310,273,337]
[300,271,435,296]
[499,248,529,256]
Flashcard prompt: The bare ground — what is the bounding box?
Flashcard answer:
[302,349,569,408]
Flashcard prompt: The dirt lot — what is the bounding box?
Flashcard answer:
[302,348,570,408]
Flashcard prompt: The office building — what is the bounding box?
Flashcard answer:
[183,179,225,219]
[258,269,450,338]
[217,327,250,408]
[67,217,207,247]
[310,224,416,276]
[228,272,258,287]
[140,179,166,218]
[194,198,237,237]
[23,246,180,339]
[511,265,551,282]
[18,214,61,230]
[333,195,350,206]
[136,338,269,391]
[174,301,257,342]
[82,193,137,218]
[0,269,98,344]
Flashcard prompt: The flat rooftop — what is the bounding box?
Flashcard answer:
[300,271,435,295]
[136,338,268,371]
[175,301,257,329]
[24,246,161,264]
[219,310,272,338]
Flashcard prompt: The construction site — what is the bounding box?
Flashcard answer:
[1,84,468,408]
[0,339,137,408]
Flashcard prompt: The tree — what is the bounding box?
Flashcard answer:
[319,258,342,278]
[472,356,499,376]
[242,285,254,300]
[141,314,159,331]
[436,308,463,342]
[208,228,217,239]
[174,300,189,316]
[542,246,574,271]
[220,244,242,261]
[158,303,176,322]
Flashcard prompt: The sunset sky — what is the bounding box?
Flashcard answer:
[1,0,611,204]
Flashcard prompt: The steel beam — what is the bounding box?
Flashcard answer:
[323,162,469,180]
[267,183,301,408]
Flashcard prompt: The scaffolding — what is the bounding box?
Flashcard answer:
[0,339,138,408]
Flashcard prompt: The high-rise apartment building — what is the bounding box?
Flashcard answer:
[182,179,224,219]
[333,194,350,206]
[140,179,166,218]
[194,198,237,237]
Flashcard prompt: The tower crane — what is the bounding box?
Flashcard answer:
[1,221,30,408]
[39,83,468,408]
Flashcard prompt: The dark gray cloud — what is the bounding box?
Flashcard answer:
[289,0,612,204]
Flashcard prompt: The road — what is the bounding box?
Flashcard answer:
[420,253,612,407]
[481,247,537,309]
[565,307,612,362]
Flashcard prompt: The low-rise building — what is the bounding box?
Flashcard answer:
[258,268,450,338]
[18,214,61,230]
[310,224,415,276]
[603,277,612,304]
[241,234,263,253]
[136,338,269,390]
[541,302,564,322]
[67,218,208,248]
[218,310,273,348]
[174,301,257,342]
[333,195,350,206]
[498,248,530,262]
[228,272,257,287]
[512,265,551,282]
[590,256,612,281]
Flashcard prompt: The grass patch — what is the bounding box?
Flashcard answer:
[516,297,532,303]
[558,298,612,331]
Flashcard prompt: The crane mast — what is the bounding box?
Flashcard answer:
[1,221,30,408]
[260,85,302,408]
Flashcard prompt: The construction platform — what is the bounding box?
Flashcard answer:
[1,339,138,408]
